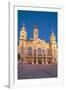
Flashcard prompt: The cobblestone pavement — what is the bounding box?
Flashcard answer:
[18,63,57,79]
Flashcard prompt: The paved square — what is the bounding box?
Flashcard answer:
[18,63,57,79]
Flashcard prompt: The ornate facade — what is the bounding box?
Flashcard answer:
[18,23,58,64]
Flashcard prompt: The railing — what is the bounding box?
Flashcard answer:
[26,55,51,58]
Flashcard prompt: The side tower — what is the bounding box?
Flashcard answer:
[19,23,27,63]
[33,25,39,40]
[20,23,27,40]
[19,23,27,47]
[50,29,57,64]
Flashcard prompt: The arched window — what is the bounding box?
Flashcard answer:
[38,48,41,56]
[34,49,36,55]
[44,49,48,56]
[42,49,44,55]
[28,47,32,55]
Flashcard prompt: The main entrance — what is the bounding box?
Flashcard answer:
[38,58,42,64]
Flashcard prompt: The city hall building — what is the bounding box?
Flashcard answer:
[18,23,58,64]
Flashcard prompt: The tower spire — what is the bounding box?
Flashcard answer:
[51,24,54,36]
[20,22,27,40]
[21,22,26,31]
[23,22,25,27]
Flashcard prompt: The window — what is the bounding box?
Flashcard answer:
[28,47,32,55]
[42,49,45,55]
[38,48,41,56]
[44,49,48,56]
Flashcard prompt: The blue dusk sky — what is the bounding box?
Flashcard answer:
[18,10,58,43]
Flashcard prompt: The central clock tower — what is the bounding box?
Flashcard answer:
[33,25,38,40]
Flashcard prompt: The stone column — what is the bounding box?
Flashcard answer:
[45,57,48,64]
[35,48,38,64]
[23,57,27,64]
[23,47,27,64]
[36,58,38,64]
[52,56,55,64]
[32,57,34,64]
[31,48,34,64]
[42,58,44,64]
[44,57,45,64]
[42,50,44,64]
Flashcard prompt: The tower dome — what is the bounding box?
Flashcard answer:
[34,24,38,29]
